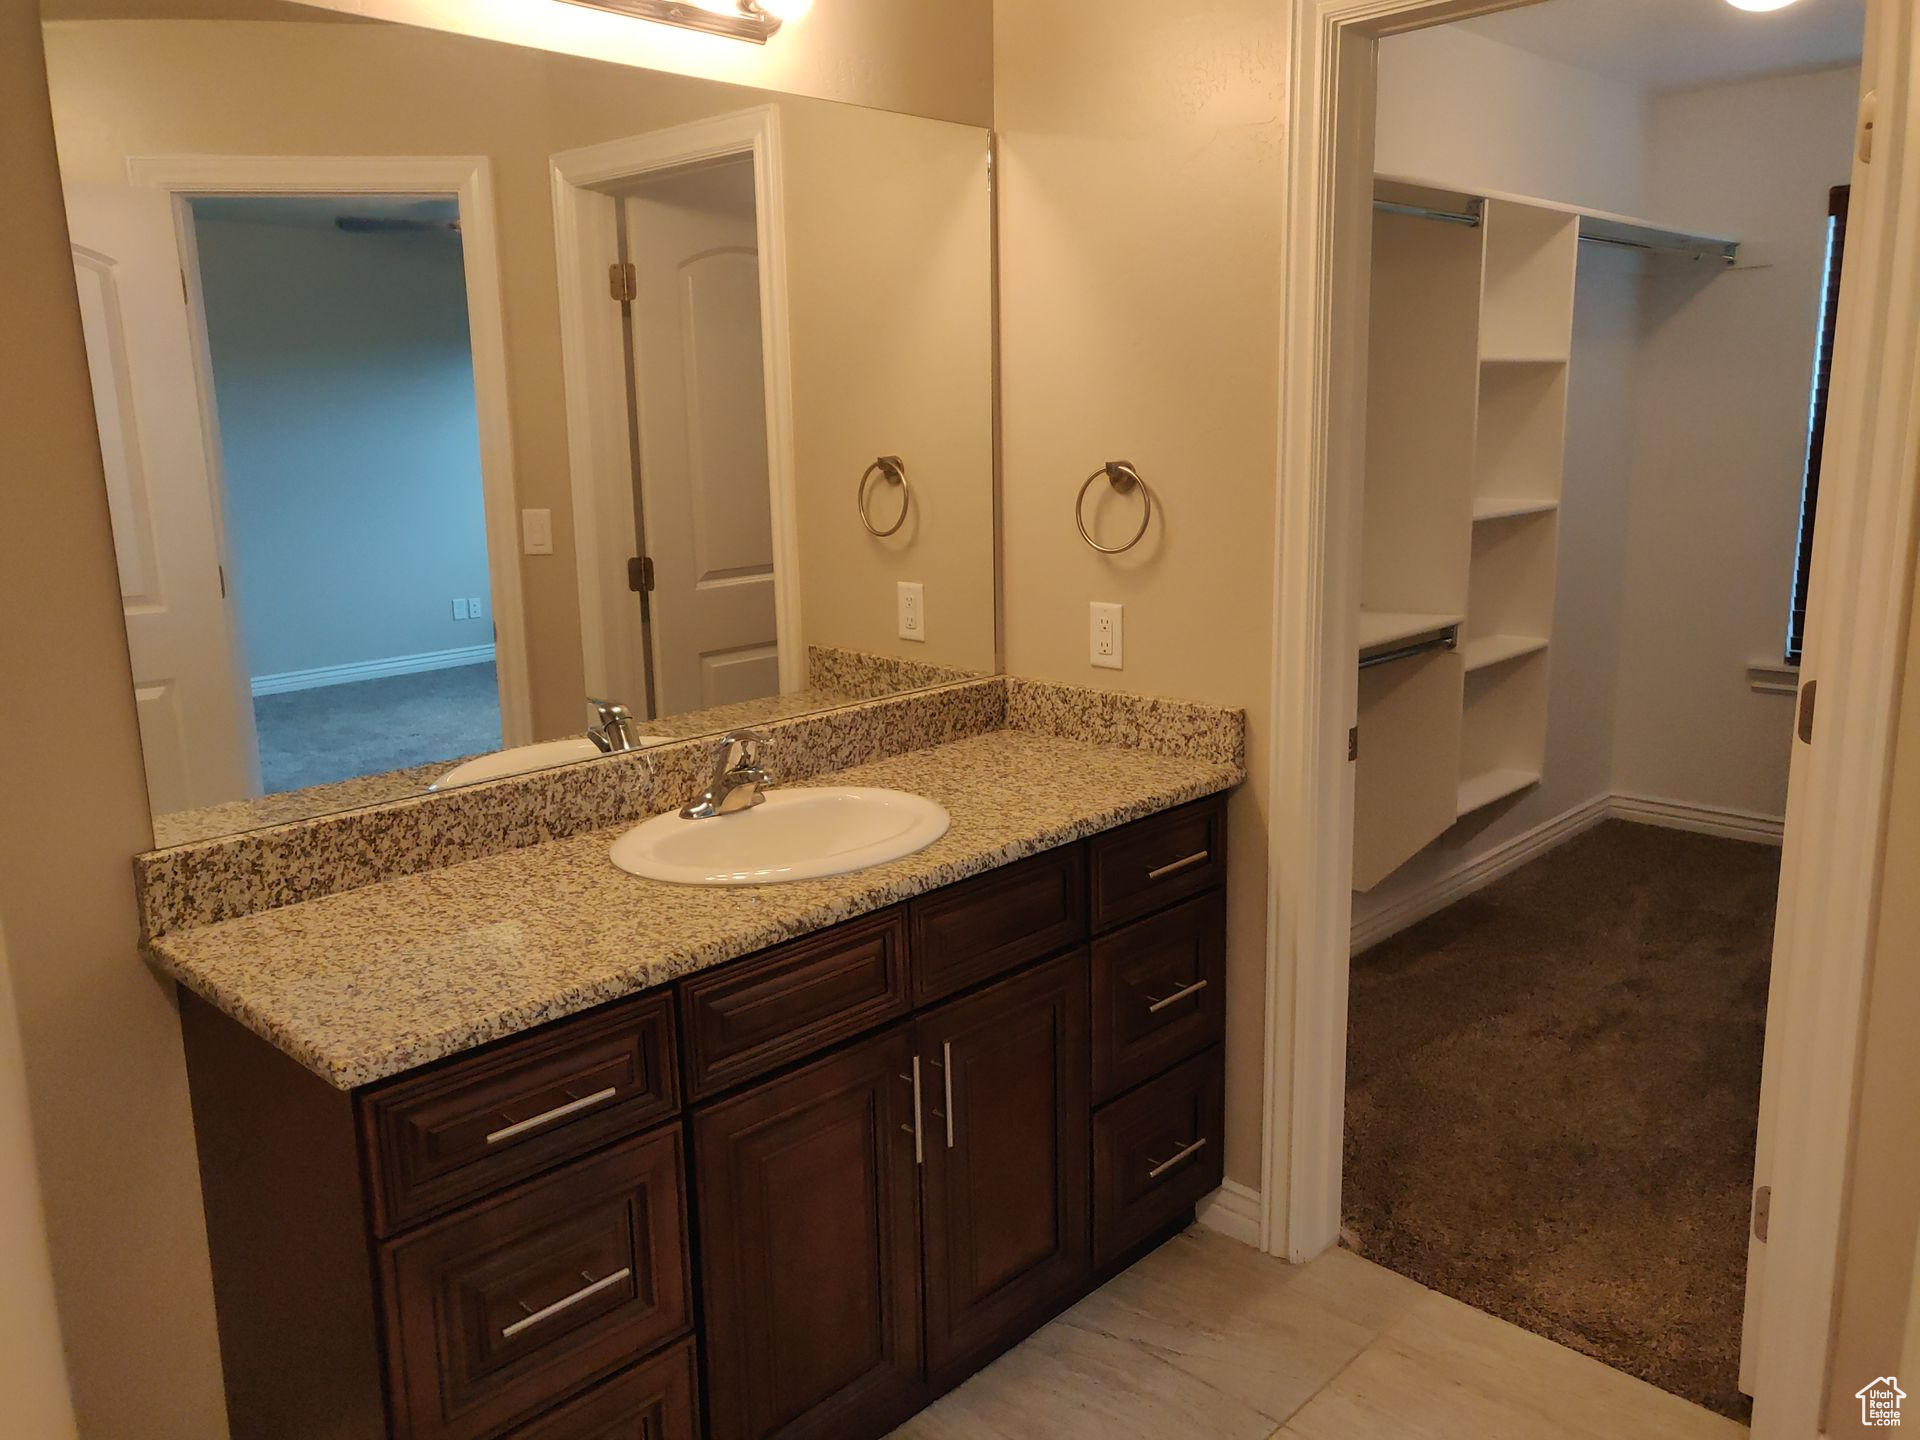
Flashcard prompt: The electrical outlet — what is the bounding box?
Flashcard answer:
[468,596,484,619]
[452,597,469,621]
[522,508,554,556]
[897,581,926,642]
[1090,601,1123,669]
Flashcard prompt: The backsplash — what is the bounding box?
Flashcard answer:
[134,675,1246,940]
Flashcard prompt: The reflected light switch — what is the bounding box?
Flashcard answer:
[522,508,554,556]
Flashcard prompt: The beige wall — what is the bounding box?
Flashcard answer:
[1613,65,1859,819]
[45,18,997,749]
[994,0,1283,1189]
[782,102,996,670]
[0,921,78,1440]
[300,0,992,129]
[1826,552,1920,1433]
[0,9,229,1436]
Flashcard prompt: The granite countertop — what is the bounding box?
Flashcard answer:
[148,730,1241,1090]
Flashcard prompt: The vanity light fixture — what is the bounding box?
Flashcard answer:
[1724,0,1800,11]
[556,0,800,44]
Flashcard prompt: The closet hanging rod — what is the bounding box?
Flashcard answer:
[1373,198,1482,228]
[1577,231,1738,265]
[1358,626,1459,671]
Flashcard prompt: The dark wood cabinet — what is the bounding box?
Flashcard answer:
[181,792,1230,1440]
[382,1127,691,1440]
[917,951,1090,1380]
[693,1027,925,1440]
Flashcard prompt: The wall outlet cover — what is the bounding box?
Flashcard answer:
[1090,601,1123,669]
[897,581,926,642]
[468,596,484,619]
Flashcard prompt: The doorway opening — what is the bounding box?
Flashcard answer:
[1261,0,1894,1435]
[186,192,501,793]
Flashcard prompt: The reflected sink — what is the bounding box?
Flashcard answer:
[431,734,671,790]
[609,787,950,885]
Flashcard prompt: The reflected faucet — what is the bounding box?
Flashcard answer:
[682,730,771,819]
[587,697,645,754]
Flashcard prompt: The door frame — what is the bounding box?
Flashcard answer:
[1263,2,1915,1436]
[549,106,804,707]
[125,153,535,748]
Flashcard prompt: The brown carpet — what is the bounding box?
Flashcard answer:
[1343,820,1778,1421]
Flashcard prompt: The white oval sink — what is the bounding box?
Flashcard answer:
[610,787,950,885]
[431,734,671,790]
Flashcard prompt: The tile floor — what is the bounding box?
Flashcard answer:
[893,1228,1746,1440]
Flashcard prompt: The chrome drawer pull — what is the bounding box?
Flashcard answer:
[1146,850,1210,881]
[501,1266,631,1340]
[485,1086,618,1146]
[1145,979,1210,1014]
[1146,1137,1207,1180]
[900,1058,924,1165]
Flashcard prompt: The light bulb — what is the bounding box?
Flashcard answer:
[1725,0,1800,11]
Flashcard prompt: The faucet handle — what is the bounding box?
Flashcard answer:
[588,696,631,726]
[717,729,770,775]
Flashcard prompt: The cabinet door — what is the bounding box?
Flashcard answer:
[917,951,1091,1381]
[693,1026,923,1440]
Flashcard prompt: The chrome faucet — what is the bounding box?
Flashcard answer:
[587,697,645,754]
[682,730,771,819]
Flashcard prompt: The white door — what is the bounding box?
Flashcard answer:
[68,185,258,813]
[623,162,779,716]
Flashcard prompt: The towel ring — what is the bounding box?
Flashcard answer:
[857,455,911,538]
[1076,461,1154,554]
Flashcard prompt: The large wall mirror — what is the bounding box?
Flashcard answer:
[41,0,997,847]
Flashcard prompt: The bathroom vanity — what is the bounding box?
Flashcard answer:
[168,765,1230,1440]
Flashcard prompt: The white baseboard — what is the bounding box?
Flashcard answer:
[1609,792,1786,845]
[1350,794,1613,953]
[251,643,496,697]
[1195,1179,1262,1248]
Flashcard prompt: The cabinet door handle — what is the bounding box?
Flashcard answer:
[1146,1137,1207,1180]
[1147,850,1210,881]
[501,1266,631,1340]
[1145,979,1210,1014]
[899,1057,924,1165]
[486,1085,618,1146]
[939,1041,955,1149]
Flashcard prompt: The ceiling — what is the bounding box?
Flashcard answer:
[1457,0,1866,93]
[40,0,363,20]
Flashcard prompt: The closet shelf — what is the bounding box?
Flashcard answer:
[1463,634,1549,673]
[1480,354,1568,366]
[1456,766,1541,818]
[1472,497,1559,523]
[1358,609,1464,654]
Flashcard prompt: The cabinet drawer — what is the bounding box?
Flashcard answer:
[910,845,1086,1004]
[1092,1047,1224,1267]
[1089,796,1227,933]
[383,1127,691,1440]
[502,1336,698,1440]
[679,908,909,1100]
[1091,892,1226,1104]
[363,995,679,1236]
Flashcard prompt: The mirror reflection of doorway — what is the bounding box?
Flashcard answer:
[617,155,780,720]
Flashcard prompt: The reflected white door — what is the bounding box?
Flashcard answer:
[623,164,778,716]
[68,185,258,812]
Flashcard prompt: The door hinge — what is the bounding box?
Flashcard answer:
[627,555,654,594]
[1348,725,1359,762]
[609,261,637,303]
[1797,679,1817,744]
[1858,89,1878,165]
[1753,1183,1771,1243]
